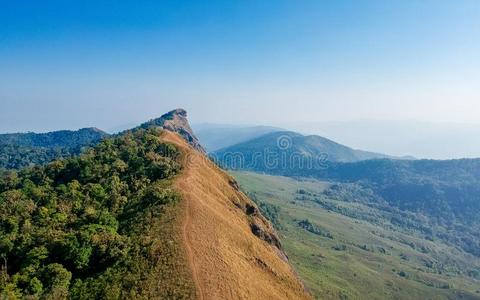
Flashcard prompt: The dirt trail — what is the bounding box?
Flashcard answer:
[163,131,311,300]
[180,170,205,300]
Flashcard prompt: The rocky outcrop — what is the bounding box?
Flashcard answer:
[139,108,206,153]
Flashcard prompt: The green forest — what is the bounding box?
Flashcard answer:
[0,128,194,299]
[0,128,107,170]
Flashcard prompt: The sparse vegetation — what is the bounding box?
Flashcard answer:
[332,244,347,251]
[298,219,333,239]
[257,201,281,229]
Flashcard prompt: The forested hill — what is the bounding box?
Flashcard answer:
[0,109,203,170]
[0,128,108,170]
[249,157,480,225]
[216,141,480,258]
[0,110,311,299]
[0,128,195,298]
[0,128,108,148]
[212,131,396,165]
[318,159,480,237]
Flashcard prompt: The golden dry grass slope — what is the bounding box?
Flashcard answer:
[162,131,311,300]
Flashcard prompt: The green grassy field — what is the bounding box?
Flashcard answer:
[232,171,480,300]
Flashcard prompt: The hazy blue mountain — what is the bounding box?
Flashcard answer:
[193,124,282,152]
[281,120,480,159]
[212,131,396,166]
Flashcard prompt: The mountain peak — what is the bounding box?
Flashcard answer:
[80,127,107,134]
[167,108,187,117]
[139,108,205,153]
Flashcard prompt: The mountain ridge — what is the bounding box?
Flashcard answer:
[212,130,399,168]
[163,130,311,299]
[0,127,108,148]
[0,127,109,169]
[0,109,311,299]
[137,108,205,153]
[0,109,205,170]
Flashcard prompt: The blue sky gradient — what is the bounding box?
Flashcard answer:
[1,0,479,132]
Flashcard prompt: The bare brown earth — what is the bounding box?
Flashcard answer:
[162,131,311,300]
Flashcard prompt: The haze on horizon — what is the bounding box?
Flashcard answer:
[1,1,479,158]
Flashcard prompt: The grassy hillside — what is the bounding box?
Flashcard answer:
[0,128,195,299]
[162,131,311,300]
[217,138,480,259]
[233,171,480,300]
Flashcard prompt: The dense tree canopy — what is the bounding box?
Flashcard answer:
[0,128,108,170]
[0,128,194,299]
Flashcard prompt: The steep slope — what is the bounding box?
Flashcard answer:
[193,124,283,152]
[138,109,205,153]
[163,131,311,300]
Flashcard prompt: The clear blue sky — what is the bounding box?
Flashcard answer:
[1,0,479,132]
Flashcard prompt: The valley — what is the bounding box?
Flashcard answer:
[233,171,480,300]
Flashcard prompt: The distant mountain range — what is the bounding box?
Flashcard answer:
[2,115,480,260]
[0,127,108,148]
[0,128,108,169]
[193,124,282,152]
[281,120,480,159]
[1,111,480,299]
[211,130,406,167]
